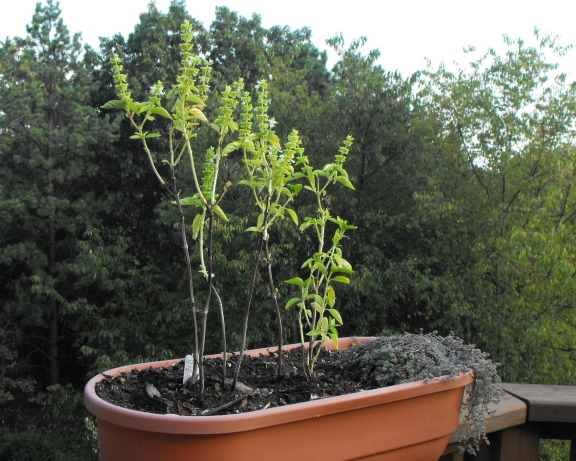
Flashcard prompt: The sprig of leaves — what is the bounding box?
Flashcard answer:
[102,20,240,393]
[232,81,304,386]
[286,135,356,375]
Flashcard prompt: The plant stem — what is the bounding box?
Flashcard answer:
[210,285,227,384]
[169,173,199,390]
[232,233,265,390]
[130,118,166,187]
[265,238,283,380]
[184,136,208,209]
[198,211,215,394]
[308,199,326,368]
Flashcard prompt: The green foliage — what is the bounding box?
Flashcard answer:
[413,32,576,383]
[285,135,356,374]
[539,440,571,461]
[105,21,241,390]
[103,19,356,389]
[0,0,114,387]
[73,228,193,372]
[31,383,98,457]
[315,35,423,337]
[0,427,89,461]
[0,318,34,405]
[4,1,576,459]
[239,83,303,238]
[231,82,306,385]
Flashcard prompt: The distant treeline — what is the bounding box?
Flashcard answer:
[1,1,576,458]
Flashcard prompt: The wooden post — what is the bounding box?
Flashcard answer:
[495,424,540,461]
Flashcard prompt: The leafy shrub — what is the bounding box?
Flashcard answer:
[0,427,86,461]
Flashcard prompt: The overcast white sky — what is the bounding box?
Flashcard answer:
[2,0,576,78]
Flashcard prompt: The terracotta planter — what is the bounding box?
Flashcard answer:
[84,337,473,461]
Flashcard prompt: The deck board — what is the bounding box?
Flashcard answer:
[500,383,576,423]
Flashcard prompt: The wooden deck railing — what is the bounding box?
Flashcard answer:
[440,384,576,461]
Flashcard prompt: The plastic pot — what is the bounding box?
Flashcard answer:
[84,337,473,461]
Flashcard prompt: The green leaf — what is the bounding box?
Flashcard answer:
[285,277,304,287]
[334,254,352,269]
[190,107,209,123]
[222,141,241,156]
[213,205,229,222]
[101,99,126,110]
[178,196,202,207]
[150,106,172,120]
[225,119,239,132]
[314,261,329,277]
[285,297,301,309]
[127,101,145,114]
[186,94,205,106]
[192,213,204,240]
[335,175,355,190]
[245,226,261,232]
[307,329,323,336]
[267,132,281,149]
[329,332,340,349]
[310,294,324,305]
[241,139,256,152]
[326,285,336,307]
[327,308,343,325]
[289,183,303,194]
[332,276,350,284]
[301,257,314,269]
[312,302,324,314]
[287,208,298,225]
[332,266,354,274]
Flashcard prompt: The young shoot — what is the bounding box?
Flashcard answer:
[103,20,247,394]
[232,81,303,387]
[286,135,355,377]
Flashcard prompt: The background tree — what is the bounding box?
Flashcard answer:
[2,2,576,459]
[74,1,208,374]
[0,0,113,387]
[413,33,576,383]
[317,35,423,335]
[0,1,111,457]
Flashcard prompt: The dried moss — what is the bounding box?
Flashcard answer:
[338,332,501,454]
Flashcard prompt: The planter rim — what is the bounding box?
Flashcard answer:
[84,336,474,435]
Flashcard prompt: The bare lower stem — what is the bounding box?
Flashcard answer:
[168,160,199,391]
[199,212,215,394]
[231,235,265,390]
[265,238,283,380]
[211,285,227,384]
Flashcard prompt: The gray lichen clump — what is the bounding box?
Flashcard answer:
[339,332,501,454]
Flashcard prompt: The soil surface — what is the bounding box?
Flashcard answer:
[96,345,377,416]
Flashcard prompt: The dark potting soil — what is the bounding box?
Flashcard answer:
[95,333,478,417]
[95,345,375,417]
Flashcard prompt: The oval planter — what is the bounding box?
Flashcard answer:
[84,337,473,461]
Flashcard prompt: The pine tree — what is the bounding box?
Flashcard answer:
[0,0,113,385]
